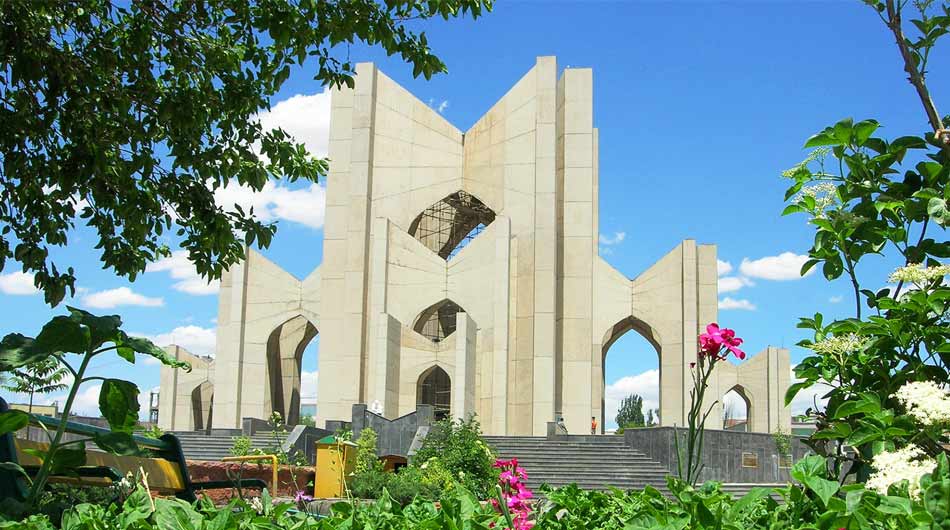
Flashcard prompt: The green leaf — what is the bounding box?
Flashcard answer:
[927,197,948,225]
[0,334,47,371]
[34,314,91,355]
[154,497,203,530]
[0,410,30,435]
[878,495,912,515]
[67,307,122,349]
[0,461,30,480]
[785,381,812,406]
[117,333,191,371]
[852,119,879,145]
[802,475,839,507]
[804,130,842,148]
[48,443,86,474]
[93,431,140,456]
[98,379,140,433]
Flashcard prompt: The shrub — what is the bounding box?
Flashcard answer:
[230,435,253,457]
[412,416,498,498]
[354,428,382,474]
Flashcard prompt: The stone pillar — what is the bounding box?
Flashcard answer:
[453,313,476,421]
[491,217,511,434]
[373,313,402,418]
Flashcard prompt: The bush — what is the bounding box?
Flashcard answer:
[412,416,498,498]
[230,435,253,457]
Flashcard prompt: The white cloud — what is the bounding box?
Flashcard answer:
[829,295,843,303]
[214,180,327,231]
[718,297,757,311]
[81,287,163,309]
[599,232,626,246]
[0,271,39,295]
[146,251,220,295]
[301,370,318,405]
[427,98,450,114]
[718,276,753,293]
[137,386,160,420]
[135,326,217,358]
[789,366,833,416]
[739,252,816,281]
[604,369,659,427]
[722,390,748,420]
[717,259,733,276]
[259,90,331,159]
[44,383,102,417]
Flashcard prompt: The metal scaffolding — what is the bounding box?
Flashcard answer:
[408,191,496,259]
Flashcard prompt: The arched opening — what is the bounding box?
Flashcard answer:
[266,315,318,426]
[723,386,751,432]
[408,191,496,259]
[601,317,661,433]
[191,381,213,433]
[413,299,466,343]
[416,366,451,420]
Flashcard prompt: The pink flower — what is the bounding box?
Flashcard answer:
[698,323,745,360]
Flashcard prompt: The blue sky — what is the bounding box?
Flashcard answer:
[2,1,947,428]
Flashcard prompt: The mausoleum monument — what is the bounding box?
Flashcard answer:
[158,57,791,436]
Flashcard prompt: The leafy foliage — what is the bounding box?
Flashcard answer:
[0,307,189,507]
[413,416,499,499]
[1,357,69,412]
[616,394,645,429]
[0,0,493,306]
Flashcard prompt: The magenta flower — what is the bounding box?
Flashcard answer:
[698,323,745,360]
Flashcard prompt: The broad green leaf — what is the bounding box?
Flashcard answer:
[67,307,122,349]
[153,497,203,530]
[34,315,90,355]
[928,197,948,225]
[802,475,839,507]
[0,334,47,371]
[98,379,140,433]
[852,119,879,145]
[0,410,29,435]
[93,431,140,456]
[117,333,191,371]
[48,443,86,474]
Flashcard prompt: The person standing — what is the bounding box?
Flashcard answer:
[590,416,598,435]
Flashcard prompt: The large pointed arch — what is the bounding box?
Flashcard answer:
[416,365,451,420]
[722,384,753,432]
[598,315,663,433]
[266,315,318,425]
[407,191,496,260]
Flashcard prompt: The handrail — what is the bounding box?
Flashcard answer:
[27,415,173,451]
[221,454,279,493]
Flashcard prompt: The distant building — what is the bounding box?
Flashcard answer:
[8,402,58,417]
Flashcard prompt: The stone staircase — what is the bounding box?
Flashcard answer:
[482,436,671,492]
[170,431,287,462]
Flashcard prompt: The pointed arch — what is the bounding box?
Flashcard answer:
[191,380,214,432]
[416,365,451,420]
[598,315,663,433]
[266,315,319,425]
[408,191,496,259]
[723,385,753,432]
[412,299,467,343]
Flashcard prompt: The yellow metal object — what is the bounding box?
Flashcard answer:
[15,438,186,493]
[314,438,356,498]
[221,454,279,493]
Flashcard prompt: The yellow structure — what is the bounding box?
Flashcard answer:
[313,436,356,498]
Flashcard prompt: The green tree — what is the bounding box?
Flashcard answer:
[0,0,492,306]
[616,394,645,428]
[646,408,655,427]
[2,356,69,413]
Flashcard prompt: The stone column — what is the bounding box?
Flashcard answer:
[453,313,476,421]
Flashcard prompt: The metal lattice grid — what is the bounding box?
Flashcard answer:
[416,366,451,420]
[413,300,463,343]
[408,191,496,259]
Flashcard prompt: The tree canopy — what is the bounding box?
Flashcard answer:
[616,394,645,429]
[0,0,492,306]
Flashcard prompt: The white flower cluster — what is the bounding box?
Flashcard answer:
[866,445,936,499]
[808,333,870,356]
[781,148,831,179]
[888,263,950,285]
[795,183,839,217]
[250,496,265,514]
[895,380,950,426]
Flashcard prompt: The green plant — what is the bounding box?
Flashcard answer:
[0,307,188,510]
[136,425,164,440]
[230,435,253,458]
[354,428,382,475]
[772,429,792,461]
[782,0,950,480]
[412,416,499,499]
[1,357,69,414]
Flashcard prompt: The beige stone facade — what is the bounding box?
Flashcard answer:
[158,57,791,436]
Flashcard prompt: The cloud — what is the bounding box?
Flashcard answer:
[599,232,626,246]
[722,389,749,420]
[214,181,327,231]
[739,252,816,281]
[0,271,39,295]
[146,251,220,295]
[300,370,318,405]
[427,98,450,114]
[44,383,102,417]
[259,90,331,159]
[718,297,757,311]
[718,276,753,293]
[137,386,160,420]
[717,259,733,276]
[81,287,163,309]
[135,325,217,358]
[604,369,659,427]
[829,295,843,303]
